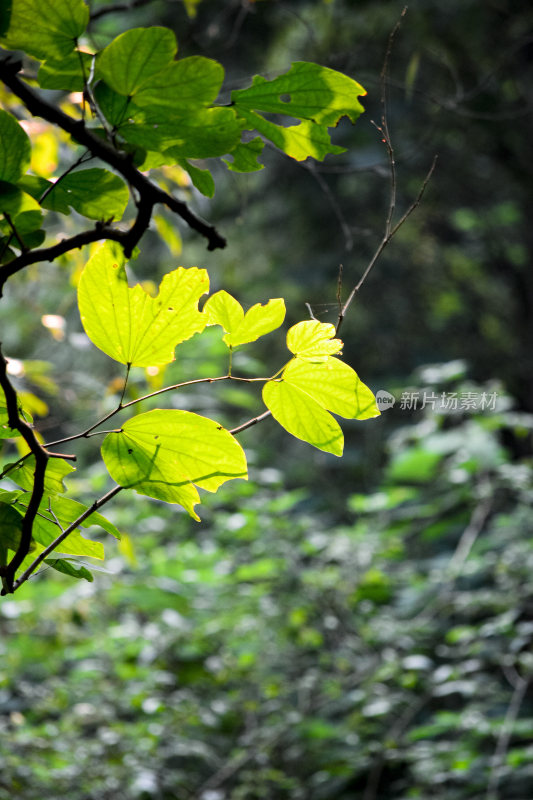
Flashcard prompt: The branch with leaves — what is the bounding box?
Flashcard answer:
[0,0,429,595]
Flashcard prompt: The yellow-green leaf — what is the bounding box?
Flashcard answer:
[263,380,343,456]
[286,320,343,359]
[203,290,244,333]
[283,357,380,420]
[7,456,74,496]
[78,243,209,366]
[101,409,248,520]
[204,291,285,348]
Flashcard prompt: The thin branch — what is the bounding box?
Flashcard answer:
[230,410,271,435]
[303,161,354,252]
[42,374,271,449]
[0,221,144,294]
[3,213,27,252]
[335,7,436,334]
[336,155,437,334]
[0,346,49,592]
[3,485,124,594]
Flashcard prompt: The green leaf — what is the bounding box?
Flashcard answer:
[283,357,380,420]
[0,110,31,183]
[237,108,345,162]
[0,182,43,237]
[101,409,248,519]
[133,56,224,110]
[232,62,366,126]
[17,506,104,560]
[7,456,74,495]
[0,0,89,61]
[263,379,344,456]
[286,320,343,360]
[204,291,286,347]
[78,243,209,366]
[122,107,243,159]
[44,496,121,540]
[38,51,93,91]
[0,489,24,504]
[52,169,129,221]
[44,557,93,582]
[97,27,178,96]
[94,82,133,128]
[232,62,365,161]
[0,503,23,552]
[17,175,71,214]
[223,137,265,173]
[177,159,215,198]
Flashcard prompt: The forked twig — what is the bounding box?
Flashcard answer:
[336,7,437,334]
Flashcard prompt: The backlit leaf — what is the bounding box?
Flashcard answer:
[78,243,209,366]
[14,500,104,560]
[97,27,177,96]
[204,291,285,347]
[286,320,343,359]
[101,409,248,519]
[6,456,74,495]
[232,62,365,161]
[203,290,244,334]
[232,61,366,126]
[263,379,344,456]
[237,108,345,162]
[283,357,380,420]
[0,0,89,61]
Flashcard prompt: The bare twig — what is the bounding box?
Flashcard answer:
[336,8,437,334]
[336,155,437,335]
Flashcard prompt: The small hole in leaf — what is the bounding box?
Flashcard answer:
[154,435,159,440]
[280,93,291,103]
[127,448,133,454]
[168,307,174,311]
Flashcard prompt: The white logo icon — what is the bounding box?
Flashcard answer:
[376,390,395,411]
